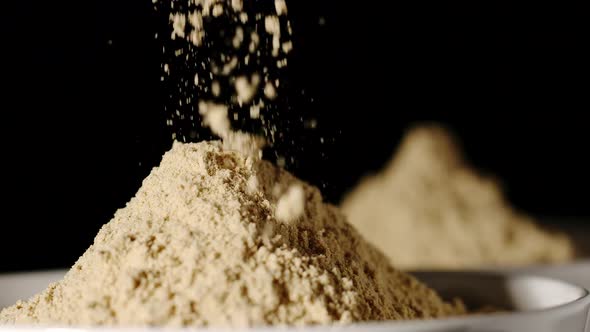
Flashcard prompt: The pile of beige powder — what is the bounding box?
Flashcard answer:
[0,1,471,327]
[342,125,574,270]
[0,141,464,326]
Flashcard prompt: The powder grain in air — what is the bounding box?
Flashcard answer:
[0,141,464,326]
[341,125,574,270]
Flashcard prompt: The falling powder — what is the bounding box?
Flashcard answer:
[235,74,261,105]
[211,81,221,97]
[170,14,186,40]
[264,16,281,57]
[274,0,287,16]
[263,82,277,99]
[198,101,230,137]
[161,0,297,153]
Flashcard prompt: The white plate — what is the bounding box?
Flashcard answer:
[0,271,63,309]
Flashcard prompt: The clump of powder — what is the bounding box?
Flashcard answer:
[341,125,574,270]
[0,141,464,326]
[235,74,261,105]
[275,184,305,223]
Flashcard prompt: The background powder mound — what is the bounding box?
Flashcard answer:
[342,125,574,270]
[0,141,463,327]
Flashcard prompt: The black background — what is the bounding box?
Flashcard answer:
[1,2,588,272]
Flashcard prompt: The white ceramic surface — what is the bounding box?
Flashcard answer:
[508,260,590,290]
[0,271,63,309]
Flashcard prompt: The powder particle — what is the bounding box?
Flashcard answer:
[275,184,305,223]
[0,142,463,326]
[235,74,261,105]
[198,101,230,137]
[264,16,281,57]
[341,125,574,270]
[211,80,221,97]
[232,26,244,49]
[212,4,224,17]
[264,81,277,99]
[248,32,260,53]
[274,0,287,16]
[281,41,293,54]
[220,56,239,76]
[186,10,204,46]
[170,13,186,40]
[231,0,243,11]
[249,102,262,119]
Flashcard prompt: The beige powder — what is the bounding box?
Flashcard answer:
[264,81,277,100]
[0,141,463,326]
[235,74,261,105]
[341,125,574,270]
[275,184,305,223]
[198,101,231,137]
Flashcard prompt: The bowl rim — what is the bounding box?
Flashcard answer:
[412,270,590,313]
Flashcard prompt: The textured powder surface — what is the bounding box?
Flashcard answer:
[0,141,463,327]
[342,125,574,270]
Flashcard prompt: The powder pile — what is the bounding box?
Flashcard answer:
[0,141,464,326]
[342,125,574,270]
[0,0,465,326]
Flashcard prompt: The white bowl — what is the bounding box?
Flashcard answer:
[504,259,590,290]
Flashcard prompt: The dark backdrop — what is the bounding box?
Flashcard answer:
[1,2,588,271]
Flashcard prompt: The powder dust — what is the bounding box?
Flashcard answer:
[0,141,464,326]
[341,125,574,270]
